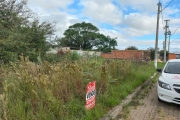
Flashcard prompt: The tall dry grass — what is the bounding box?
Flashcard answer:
[1,55,153,120]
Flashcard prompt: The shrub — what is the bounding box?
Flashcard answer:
[66,51,81,61]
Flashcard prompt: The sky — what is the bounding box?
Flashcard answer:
[27,0,180,53]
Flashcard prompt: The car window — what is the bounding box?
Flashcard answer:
[164,62,180,74]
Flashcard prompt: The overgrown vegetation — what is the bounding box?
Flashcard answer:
[0,0,55,63]
[0,0,117,65]
[0,1,166,119]
[0,53,161,120]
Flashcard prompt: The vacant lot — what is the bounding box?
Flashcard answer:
[0,55,165,120]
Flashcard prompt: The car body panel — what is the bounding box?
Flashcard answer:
[157,59,180,104]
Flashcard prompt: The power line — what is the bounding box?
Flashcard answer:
[171,27,180,36]
[161,0,174,12]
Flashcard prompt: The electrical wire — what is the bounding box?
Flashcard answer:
[161,0,174,12]
[171,27,180,36]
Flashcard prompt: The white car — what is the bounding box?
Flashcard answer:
[157,59,180,104]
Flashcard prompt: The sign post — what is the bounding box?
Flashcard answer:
[85,81,96,110]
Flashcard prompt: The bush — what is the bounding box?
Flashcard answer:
[0,51,18,64]
[66,51,81,61]
[44,54,62,63]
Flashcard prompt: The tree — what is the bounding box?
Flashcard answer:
[159,50,169,60]
[147,47,155,60]
[62,22,99,50]
[125,46,138,50]
[61,22,117,52]
[0,0,31,63]
[20,19,55,61]
[95,34,117,53]
[0,0,55,63]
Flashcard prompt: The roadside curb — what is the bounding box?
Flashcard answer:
[100,72,157,120]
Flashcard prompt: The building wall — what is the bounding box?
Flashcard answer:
[100,53,112,58]
[101,50,150,60]
[168,53,176,60]
[47,47,101,56]
[47,47,59,54]
[72,50,101,56]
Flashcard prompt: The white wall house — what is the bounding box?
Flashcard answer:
[47,47,101,57]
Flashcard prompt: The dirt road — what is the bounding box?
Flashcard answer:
[115,81,180,120]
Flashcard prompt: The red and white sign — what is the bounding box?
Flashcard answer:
[85,81,96,110]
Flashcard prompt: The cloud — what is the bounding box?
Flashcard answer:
[120,13,159,37]
[26,0,180,52]
[28,0,73,10]
[80,0,123,25]
[169,40,180,52]
[115,0,158,12]
[116,0,171,13]
[163,7,180,16]
[27,0,83,37]
[99,28,161,50]
[41,12,82,37]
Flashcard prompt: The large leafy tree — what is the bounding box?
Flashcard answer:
[0,0,55,63]
[125,46,138,50]
[17,20,55,61]
[95,34,117,53]
[62,22,99,50]
[61,22,117,52]
[0,0,30,62]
